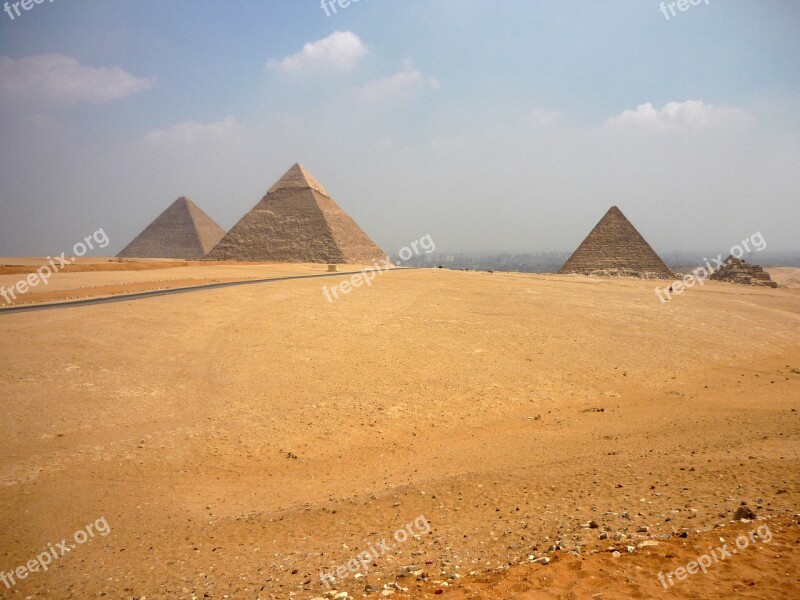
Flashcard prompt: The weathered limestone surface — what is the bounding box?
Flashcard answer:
[559,206,674,279]
[710,256,778,288]
[117,197,225,259]
[207,164,386,264]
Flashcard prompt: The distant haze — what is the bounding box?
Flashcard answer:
[1,1,798,258]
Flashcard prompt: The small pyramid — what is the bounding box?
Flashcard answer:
[709,256,778,287]
[559,206,674,279]
[117,197,225,259]
[206,163,386,264]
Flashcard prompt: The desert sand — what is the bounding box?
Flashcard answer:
[767,268,800,290]
[0,264,798,599]
[0,259,370,307]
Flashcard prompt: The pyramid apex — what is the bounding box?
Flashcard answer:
[268,163,329,196]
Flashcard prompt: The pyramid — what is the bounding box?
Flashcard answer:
[206,163,387,264]
[709,256,778,288]
[559,206,674,279]
[117,197,225,259]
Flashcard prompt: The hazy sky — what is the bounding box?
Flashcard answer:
[1,0,798,257]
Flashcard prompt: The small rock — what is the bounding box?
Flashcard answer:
[598,532,608,540]
[533,557,550,565]
[733,506,757,521]
[638,540,660,549]
[612,551,621,558]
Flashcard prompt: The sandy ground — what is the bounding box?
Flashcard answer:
[0,265,799,599]
[767,267,800,290]
[0,258,370,306]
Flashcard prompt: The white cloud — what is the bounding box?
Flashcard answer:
[268,31,367,73]
[604,100,755,132]
[527,108,563,128]
[359,69,440,102]
[0,54,155,106]
[141,116,241,145]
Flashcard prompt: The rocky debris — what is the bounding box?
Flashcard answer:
[734,505,757,520]
[585,268,674,279]
[580,519,600,529]
[709,256,778,288]
[399,565,424,578]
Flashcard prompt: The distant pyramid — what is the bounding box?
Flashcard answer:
[117,197,225,259]
[559,206,674,279]
[709,256,778,288]
[206,163,386,264]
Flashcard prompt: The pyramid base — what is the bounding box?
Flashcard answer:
[560,267,675,280]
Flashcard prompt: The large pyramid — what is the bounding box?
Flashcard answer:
[206,163,386,264]
[559,206,674,279]
[117,197,225,259]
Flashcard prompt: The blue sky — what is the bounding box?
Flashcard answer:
[1,0,799,256]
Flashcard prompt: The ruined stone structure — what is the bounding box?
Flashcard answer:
[117,197,225,259]
[709,256,778,288]
[207,163,386,264]
[559,206,674,279]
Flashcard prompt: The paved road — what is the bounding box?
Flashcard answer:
[0,268,414,315]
